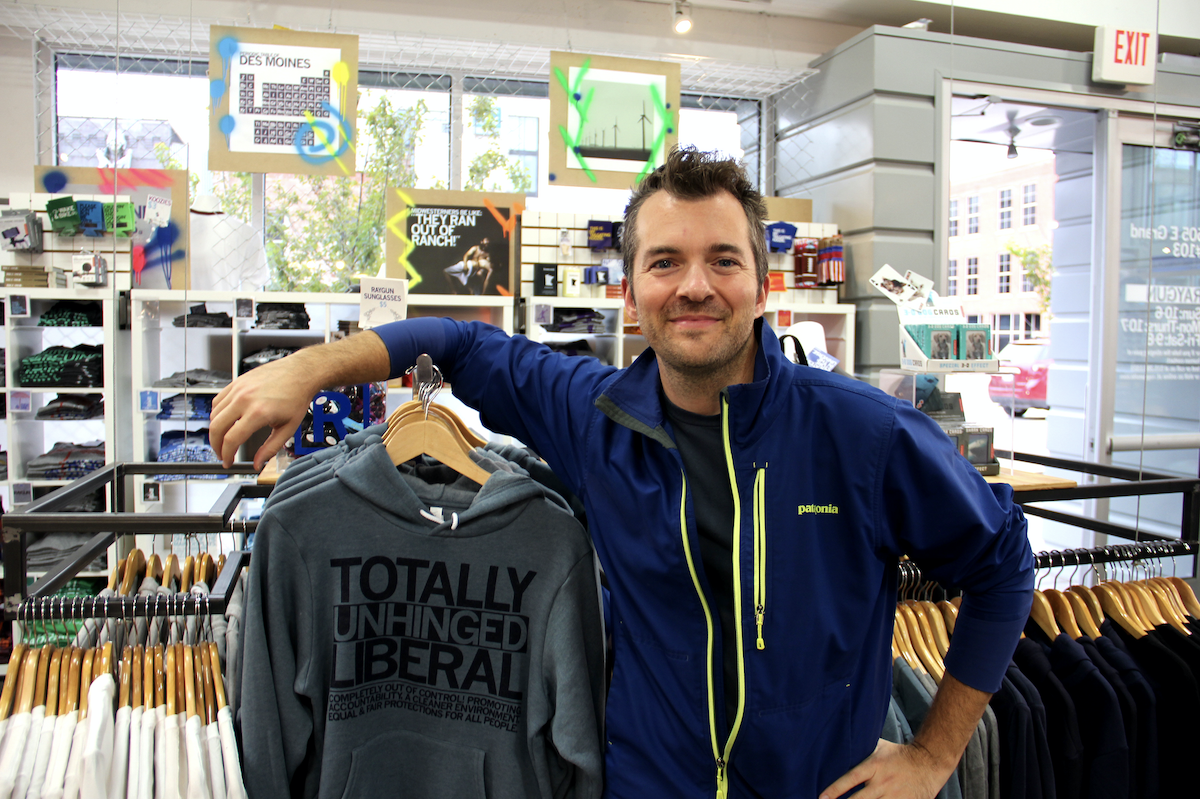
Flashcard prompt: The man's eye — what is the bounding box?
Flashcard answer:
[715,258,738,268]
[649,259,674,270]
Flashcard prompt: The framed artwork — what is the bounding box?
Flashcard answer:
[34,166,190,289]
[549,51,680,190]
[384,188,524,296]
[208,25,359,176]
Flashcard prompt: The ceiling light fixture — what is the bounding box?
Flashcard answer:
[1007,141,1019,159]
[673,1,693,34]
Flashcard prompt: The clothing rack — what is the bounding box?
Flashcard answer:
[1032,539,1196,571]
[2,461,267,621]
[14,550,251,624]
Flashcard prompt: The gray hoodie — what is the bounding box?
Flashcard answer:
[241,434,606,799]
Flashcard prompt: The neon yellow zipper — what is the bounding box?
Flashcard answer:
[718,397,747,798]
[677,471,724,795]
[753,467,767,650]
[679,398,752,799]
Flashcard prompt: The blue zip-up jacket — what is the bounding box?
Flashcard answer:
[375,316,1034,799]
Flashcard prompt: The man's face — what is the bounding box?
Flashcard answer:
[623,190,768,380]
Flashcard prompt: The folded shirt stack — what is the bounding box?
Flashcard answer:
[240,346,298,373]
[38,299,103,327]
[16,344,104,387]
[26,440,106,479]
[155,393,214,420]
[542,308,608,334]
[155,428,226,481]
[35,393,104,420]
[152,368,233,388]
[173,302,233,328]
[254,302,310,329]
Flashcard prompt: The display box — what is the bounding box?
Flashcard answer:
[958,324,993,361]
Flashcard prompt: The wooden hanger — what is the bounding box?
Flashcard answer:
[1044,589,1083,639]
[183,646,198,720]
[385,402,492,486]
[216,554,226,575]
[384,400,488,448]
[1157,577,1194,622]
[920,600,951,659]
[0,642,27,721]
[108,561,121,592]
[1148,578,1192,630]
[165,645,177,717]
[175,643,187,714]
[1125,582,1167,628]
[182,556,195,593]
[33,646,53,711]
[1167,576,1200,619]
[1067,585,1105,627]
[199,645,216,726]
[120,646,133,710]
[899,603,944,681]
[120,549,147,597]
[65,647,83,716]
[1066,590,1102,639]
[78,649,95,721]
[937,600,958,635]
[15,648,41,716]
[1092,584,1146,638]
[45,648,63,722]
[208,643,228,714]
[893,610,922,673]
[148,554,164,584]
[908,600,948,663]
[154,646,166,711]
[164,555,181,593]
[1029,590,1060,639]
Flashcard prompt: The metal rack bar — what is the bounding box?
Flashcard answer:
[3,463,265,620]
[996,450,1200,551]
[1032,540,1194,570]
[16,550,250,621]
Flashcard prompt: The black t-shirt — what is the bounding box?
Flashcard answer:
[661,391,738,735]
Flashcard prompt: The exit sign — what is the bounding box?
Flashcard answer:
[1093,26,1157,86]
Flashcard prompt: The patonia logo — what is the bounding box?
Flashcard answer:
[797,504,839,516]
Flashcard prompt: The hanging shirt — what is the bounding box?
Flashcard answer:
[1106,623,1200,797]
[988,674,1036,799]
[1013,638,1084,799]
[1091,634,1159,799]
[891,658,963,799]
[241,438,606,799]
[80,673,116,799]
[1004,663,1054,799]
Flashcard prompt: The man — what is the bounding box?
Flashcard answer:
[444,238,494,295]
[211,147,1033,799]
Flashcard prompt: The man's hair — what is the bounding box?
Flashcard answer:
[622,146,769,286]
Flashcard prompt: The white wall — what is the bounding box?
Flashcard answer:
[0,33,36,202]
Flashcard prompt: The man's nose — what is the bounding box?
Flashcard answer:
[676,262,715,301]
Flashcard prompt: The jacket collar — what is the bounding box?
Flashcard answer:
[596,318,788,449]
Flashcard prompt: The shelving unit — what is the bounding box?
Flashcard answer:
[127,290,516,518]
[0,288,121,509]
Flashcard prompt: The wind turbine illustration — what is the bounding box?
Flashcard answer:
[638,103,651,149]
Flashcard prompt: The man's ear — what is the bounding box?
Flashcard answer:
[622,277,638,322]
[755,274,770,317]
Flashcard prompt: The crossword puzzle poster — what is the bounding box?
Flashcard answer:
[209,26,359,175]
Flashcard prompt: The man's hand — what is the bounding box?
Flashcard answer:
[210,356,317,470]
[820,739,952,799]
[209,331,392,469]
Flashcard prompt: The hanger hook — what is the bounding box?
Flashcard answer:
[1036,552,1047,589]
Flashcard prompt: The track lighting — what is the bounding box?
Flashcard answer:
[673,1,692,34]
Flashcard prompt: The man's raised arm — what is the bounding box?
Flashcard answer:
[209,330,391,469]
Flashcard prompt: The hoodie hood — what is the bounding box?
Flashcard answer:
[332,437,564,537]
